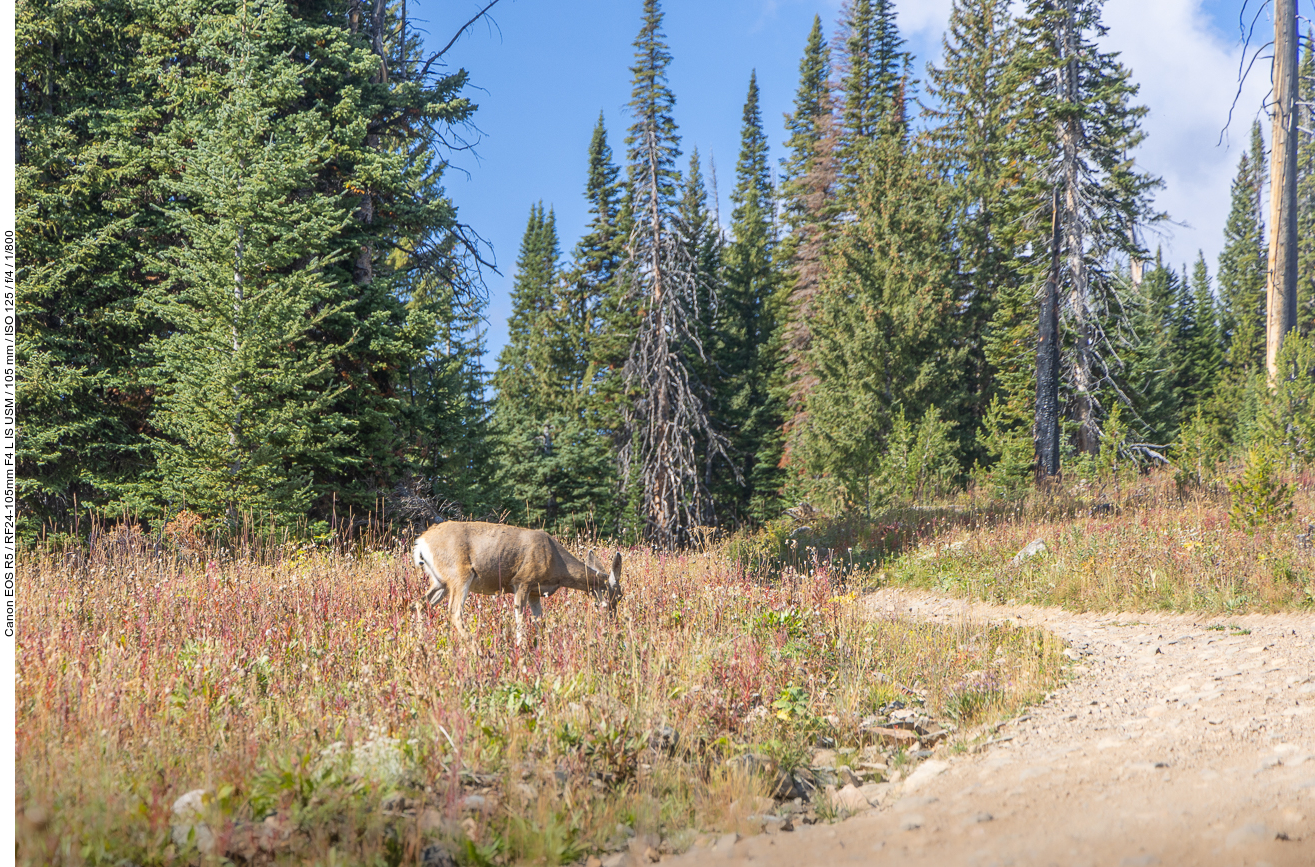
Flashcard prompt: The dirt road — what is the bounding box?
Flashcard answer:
[671,589,1315,866]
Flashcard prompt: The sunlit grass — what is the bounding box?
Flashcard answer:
[882,470,1315,613]
[18,529,1064,866]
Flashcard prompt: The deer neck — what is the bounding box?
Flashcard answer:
[553,552,605,591]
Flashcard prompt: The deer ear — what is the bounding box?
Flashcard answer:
[610,552,622,580]
[585,550,606,572]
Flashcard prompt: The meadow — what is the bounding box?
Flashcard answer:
[880,471,1315,613]
[22,467,1311,866]
[17,520,1063,867]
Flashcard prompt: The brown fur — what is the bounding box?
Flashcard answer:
[412,521,622,645]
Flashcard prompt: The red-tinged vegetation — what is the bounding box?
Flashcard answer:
[17,527,1063,866]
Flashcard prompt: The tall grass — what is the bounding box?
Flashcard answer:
[18,523,1064,866]
[882,469,1315,613]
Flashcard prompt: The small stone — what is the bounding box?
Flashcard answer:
[418,808,450,833]
[811,748,837,768]
[973,811,993,823]
[601,854,626,867]
[1011,538,1047,563]
[584,857,603,867]
[648,724,679,755]
[170,789,216,855]
[902,759,950,793]
[460,794,492,813]
[22,806,49,830]
[836,765,861,787]
[830,783,873,814]
[858,783,891,807]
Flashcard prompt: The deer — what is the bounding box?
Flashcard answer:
[412,521,623,646]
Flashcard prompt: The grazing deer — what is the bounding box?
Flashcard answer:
[412,521,623,646]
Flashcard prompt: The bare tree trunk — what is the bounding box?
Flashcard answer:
[1036,190,1062,477]
[1058,0,1099,455]
[1266,0,1299,382]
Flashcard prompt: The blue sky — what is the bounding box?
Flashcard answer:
[419,0,1274,364]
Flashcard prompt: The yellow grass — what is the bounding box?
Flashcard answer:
[17,531,1064,866]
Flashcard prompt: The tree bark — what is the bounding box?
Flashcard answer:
[1036,189,1062,477]
[1266,0,1299,382]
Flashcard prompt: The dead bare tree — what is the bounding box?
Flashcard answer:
[618,0,727,548]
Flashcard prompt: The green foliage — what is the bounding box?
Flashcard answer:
[795,119,966,516]
[771,685,810,721]
[1217,123,1268,372]
[974,394,1035,500]
[1173,406,1229,489]
[18,0,486,532]
[880,407,961,505]
[1256,330,1315,466]
[143,3,357,526]
[16,0,167,530]
[1228,448,1294,530]
[707,73,786,527]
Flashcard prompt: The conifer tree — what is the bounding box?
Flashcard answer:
[19,0,489,530]
[490,205,614,531]
[836,0,908,152]
[925,0,1028,471]
[1217,125,1269,372]
[146,3,360,525]
[570,114,630,388]
[708,73,785,525]
[1123,253,1182,444]
[778,16,839,453]
[796,95,964,514]
[620,0,723,545]
[1180,253,1224,414]
[1296,29,1314,335]
[16,0,169,530]
[1013,0,1162,458]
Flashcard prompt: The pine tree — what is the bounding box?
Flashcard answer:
[490,205,613,531]
[708,72,785,526]
[620,0,723,546]
[1296,29,1314,336]
[1013,0,1162,458]
[836,0,908,151]
[145,3,360,526]
[1123,252,1182,444]
[18,0,489,531]
[1180,253,1225,414]
[796,96,964,515]
[16,0,170,531]
[570,113,630,390]
[925,0,1028,472]
[1217,124,1269,372]
[778,16,839,459]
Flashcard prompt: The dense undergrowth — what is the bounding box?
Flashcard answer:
[761,466,1315,613]
[17,527,1063,866]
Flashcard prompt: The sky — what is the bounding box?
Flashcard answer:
[417,0,1276,364]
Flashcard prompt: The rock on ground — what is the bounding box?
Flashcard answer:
[665,589,1315,865]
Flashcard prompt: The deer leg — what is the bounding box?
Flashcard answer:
[527,594,544,620]
[447,572,475,648]
[513,584,530,647]
[424,578,448,607]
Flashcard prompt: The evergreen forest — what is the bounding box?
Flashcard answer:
[17,0,1315,547]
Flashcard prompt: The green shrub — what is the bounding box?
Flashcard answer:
[1228,448,1294,530]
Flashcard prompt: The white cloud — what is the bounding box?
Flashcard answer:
[893,0,1270,277]
[1101,0,1270,275]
